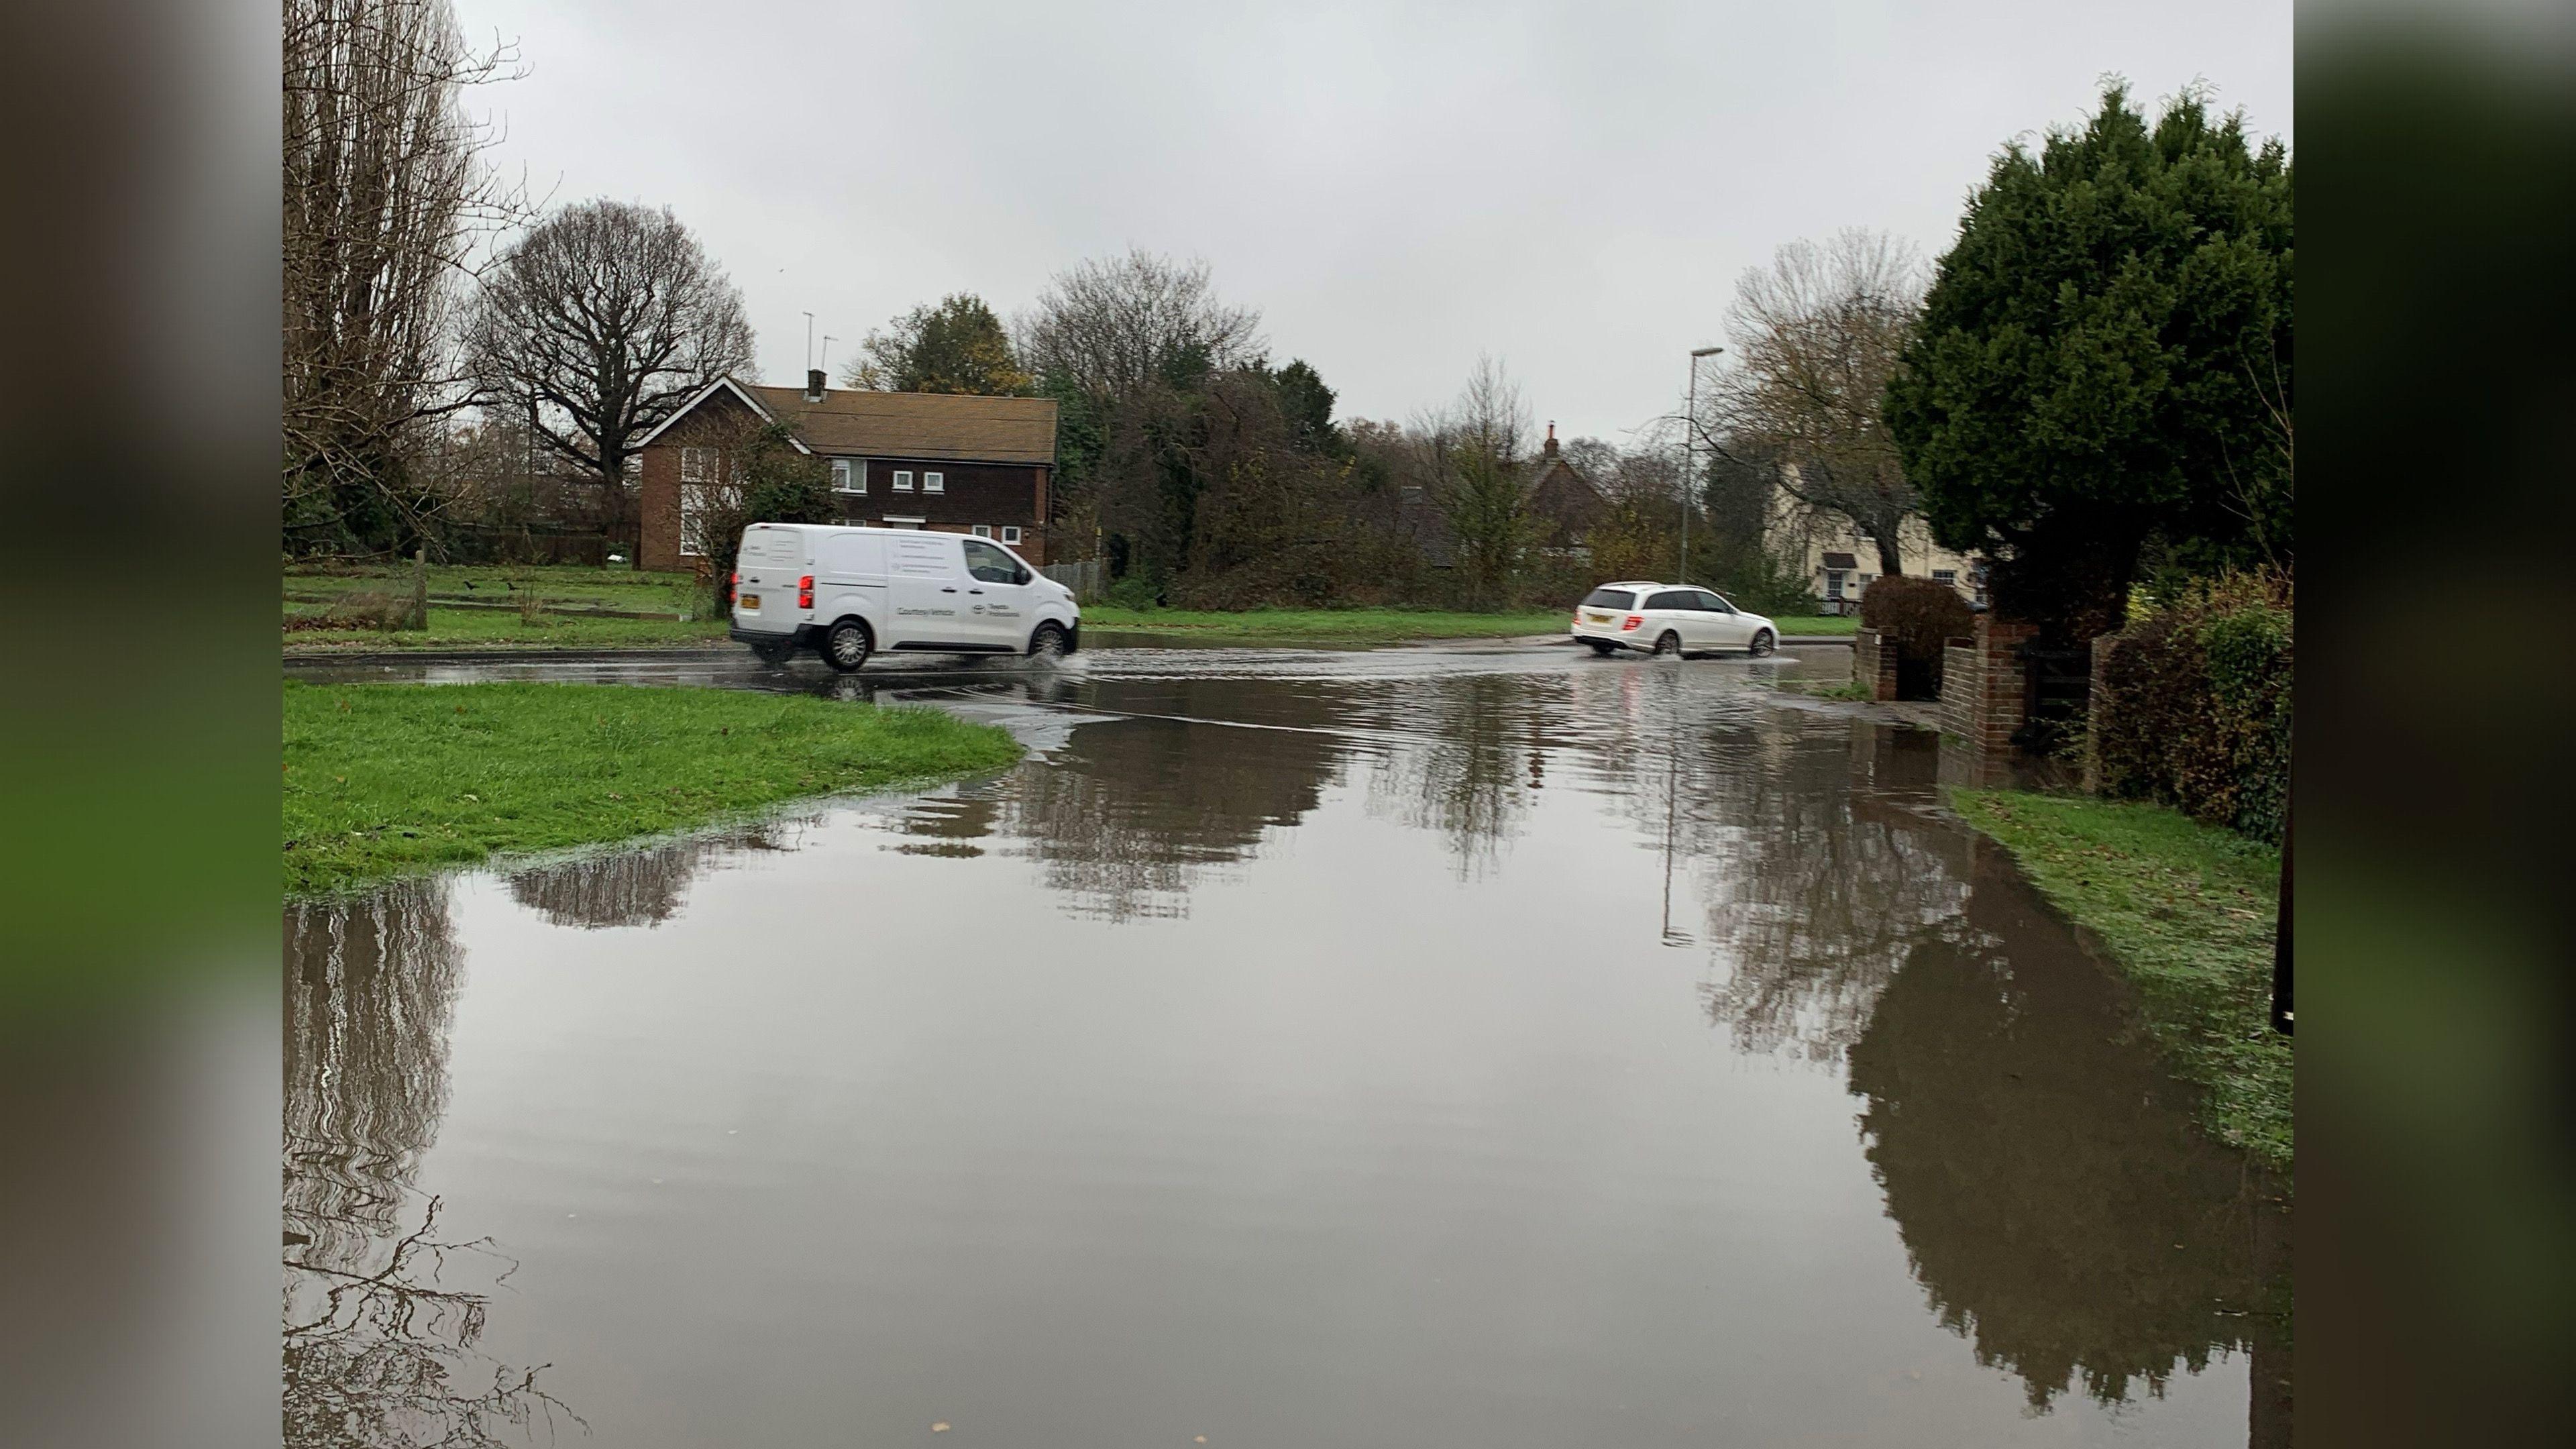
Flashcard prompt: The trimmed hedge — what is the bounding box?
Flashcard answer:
[1860,574,1976,698]
[2091,573,2292,844]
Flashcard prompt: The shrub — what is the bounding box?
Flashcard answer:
[2091,572,2292,843]
[1860,574,1976,698]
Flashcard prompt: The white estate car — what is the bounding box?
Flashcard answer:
[1570,582,1778,659]
[728,523,1081,672]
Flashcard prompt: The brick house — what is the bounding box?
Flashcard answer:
[1523,423,1607,554]
[632,372,1059,573]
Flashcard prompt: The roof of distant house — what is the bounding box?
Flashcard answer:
[639,377,1059,465]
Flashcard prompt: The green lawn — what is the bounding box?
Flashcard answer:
[284,561,724,651]
[1951,789,2291,1170]
[282,681,1022,894]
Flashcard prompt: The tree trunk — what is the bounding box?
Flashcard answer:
[1874,531,1904,577]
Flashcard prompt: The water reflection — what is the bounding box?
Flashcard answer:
[1846,844,2293,1432]
[504,824,792,929]
[284,653,2290,1444]
[284,882,575,1446]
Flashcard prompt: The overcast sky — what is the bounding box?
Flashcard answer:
[455,0,2292,445]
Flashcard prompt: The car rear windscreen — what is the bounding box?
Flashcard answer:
[1581,588,1635,610]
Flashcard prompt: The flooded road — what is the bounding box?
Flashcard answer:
[285,643,2290,1447]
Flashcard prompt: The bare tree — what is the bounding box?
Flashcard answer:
[282,0,527,552]
[465,199,754,533]
[1423,355,1536,609]
[1702,228,1925,576]
[1014,249,1264,400]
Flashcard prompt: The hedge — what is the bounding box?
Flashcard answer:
[2090,572,2292,844]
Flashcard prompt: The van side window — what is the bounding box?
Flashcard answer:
[961,539,1019,584]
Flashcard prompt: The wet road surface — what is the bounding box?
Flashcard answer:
[284,641,2290,1447]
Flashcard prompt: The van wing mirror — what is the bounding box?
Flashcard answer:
[1013,568,1031,586]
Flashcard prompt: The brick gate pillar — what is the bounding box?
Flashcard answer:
[1963,614,2039,786]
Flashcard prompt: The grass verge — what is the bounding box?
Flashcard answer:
[1951,788,2290,1170]
[1081,606,1568,643]
[283,681,1022,894]
[1079,606,1854,645]
[286,606,733,651]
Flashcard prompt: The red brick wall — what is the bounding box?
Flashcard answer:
[835,459,1050,564]
[1854,627,1900,702]
[635,391,767,574]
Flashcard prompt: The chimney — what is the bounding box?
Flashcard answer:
[1543,421,1559,459]
[805,368,826,402]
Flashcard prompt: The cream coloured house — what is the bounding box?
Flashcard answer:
[1765,465,1982,613]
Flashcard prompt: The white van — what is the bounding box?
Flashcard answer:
[727,523,1081,672]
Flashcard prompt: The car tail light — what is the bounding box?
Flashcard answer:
[797,574,814,609]
[1620,614,1642,631]
[731,570,741,586]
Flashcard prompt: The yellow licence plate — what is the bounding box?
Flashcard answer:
[1585,611,1609,623]
[738,594,759,609]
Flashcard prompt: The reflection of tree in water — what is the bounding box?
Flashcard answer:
[888,789,1002,859]
[503,824,791,930]
[1845,847,2292,1428]
[284,881,578,1446]
[1614,710,1967,1064]
[1364,673,1548,878]
[1002,714,1345,920]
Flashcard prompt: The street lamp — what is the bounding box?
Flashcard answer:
[1681,346,1723,584]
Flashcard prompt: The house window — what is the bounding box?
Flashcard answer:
[924,471,945,494]
[892,470,914,492]
[971,524,991,537]
[1823,570,1846,600]
[831,459,865,494]
[680,484,708,557]
[1000,525,1022,545]
[680,447,714,484]
[1931,568,1957,587]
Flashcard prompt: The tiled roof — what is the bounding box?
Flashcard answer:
[743,385,1059,466]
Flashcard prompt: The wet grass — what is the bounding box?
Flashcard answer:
[284,561,722,651]
[285,605,733,651]
[1951,789,2291,1171]
[282,681,1022,895]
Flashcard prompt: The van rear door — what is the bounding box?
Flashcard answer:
[733,526,809,636]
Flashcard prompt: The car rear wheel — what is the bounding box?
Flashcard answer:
[1654,631,1682,657]
[1583,639,1617,656]
[823,619,872,673]
[1748,629,1775,657]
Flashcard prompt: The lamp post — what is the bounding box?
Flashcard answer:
[1681,346,1723,583]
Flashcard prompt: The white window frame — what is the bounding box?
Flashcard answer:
[831,458,865,494]
[971,524,991,537]
[1931,568,1957,587]
[680,446,714,484]
[923,470,945,494]
[892,469,914,492]
[1000,525,1022,545]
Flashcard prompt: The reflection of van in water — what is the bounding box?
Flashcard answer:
[727,523,1081,672]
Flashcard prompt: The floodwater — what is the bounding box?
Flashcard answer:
[284,642,2290,1448]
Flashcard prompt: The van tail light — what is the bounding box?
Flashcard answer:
[798,574,814,609]
[1620,614,1642,632]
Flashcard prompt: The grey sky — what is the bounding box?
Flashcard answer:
[458,0,2292,445]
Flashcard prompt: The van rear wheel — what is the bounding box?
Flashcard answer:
[823,620,872,673]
